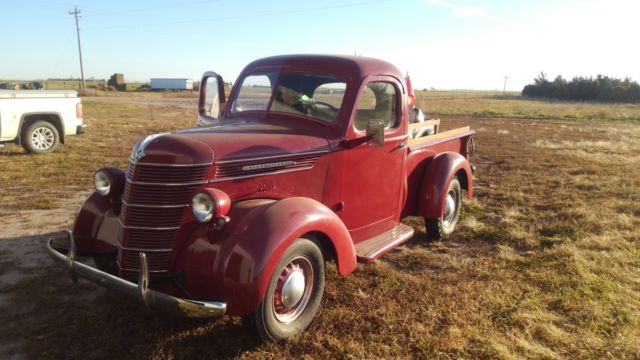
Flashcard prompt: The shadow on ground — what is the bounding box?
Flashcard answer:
[0,231,260,360]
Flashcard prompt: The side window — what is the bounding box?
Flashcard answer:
[232,73,275,112]
[354,82,398,131]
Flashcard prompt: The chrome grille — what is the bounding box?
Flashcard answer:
[127,161,209,183]
[123,182,201,206]
[118,161,210,274]
[121,227,176,249]
[121,205,185,229]
[120,250,171,271]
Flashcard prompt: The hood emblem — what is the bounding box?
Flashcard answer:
[131,133,168,163]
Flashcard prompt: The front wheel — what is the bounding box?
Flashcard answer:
[245,237,325,342]
[426,177,461,239]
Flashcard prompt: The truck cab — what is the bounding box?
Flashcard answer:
[48,55,475,341]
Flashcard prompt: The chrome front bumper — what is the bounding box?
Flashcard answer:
[46,231,226,318]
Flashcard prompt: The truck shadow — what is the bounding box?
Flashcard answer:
[0,231,261,359]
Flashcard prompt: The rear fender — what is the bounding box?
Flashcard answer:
[419,152,473,219]
[217,197,356,316]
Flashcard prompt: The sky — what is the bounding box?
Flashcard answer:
[1,0,639,90]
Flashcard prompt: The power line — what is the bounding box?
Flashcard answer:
[82,0,222,18]
[69,7,85,92]
[83,0,390,31]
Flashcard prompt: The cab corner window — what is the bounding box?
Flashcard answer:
[354,82,398,131]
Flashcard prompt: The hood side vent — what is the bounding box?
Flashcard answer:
[215,154,321,180]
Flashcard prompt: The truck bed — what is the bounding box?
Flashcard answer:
[402,122,475,218]
[407,123,475,151]
[0,90,79,99]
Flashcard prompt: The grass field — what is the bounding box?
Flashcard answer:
[0,94,639,359]
[417,93,640,122]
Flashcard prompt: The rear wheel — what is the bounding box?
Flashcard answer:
[22,121,60,154]
[244,237,325,342]
[426,178,461,239]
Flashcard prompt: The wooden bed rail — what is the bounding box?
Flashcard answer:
[408,119,440,134]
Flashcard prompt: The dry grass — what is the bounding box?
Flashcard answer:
[419,95,640,122]
[0,97,197,214]
[1,94,640,359]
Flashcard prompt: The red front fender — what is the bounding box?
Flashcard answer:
[216,197,356,316]
[72,192,121,254]
[419,152,473,219]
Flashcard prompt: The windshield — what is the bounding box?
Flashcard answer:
[230,72,346,123]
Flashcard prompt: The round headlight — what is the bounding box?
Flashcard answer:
[94,170,111,196]
[192,192,214,223]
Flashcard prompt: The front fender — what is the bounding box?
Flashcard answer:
[419,152,473,219]
[217,197,356,316]
[71,192,120,254]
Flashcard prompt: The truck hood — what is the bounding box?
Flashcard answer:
[136,119,331,165]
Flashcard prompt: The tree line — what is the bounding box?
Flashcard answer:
[522,72,640,103]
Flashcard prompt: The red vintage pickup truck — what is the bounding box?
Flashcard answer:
[47,55,475,341]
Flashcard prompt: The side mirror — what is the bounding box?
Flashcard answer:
[198,72,226,126]
[366,119,385,147]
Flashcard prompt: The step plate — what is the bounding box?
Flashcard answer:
[355,223,415,263]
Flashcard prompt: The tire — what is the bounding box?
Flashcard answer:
[244,237,325,342]
[22,120,60,154]
[426,178,461,239]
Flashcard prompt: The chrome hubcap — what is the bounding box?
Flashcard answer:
[443,190,457,225]
[281,270,305,308]
[31,127,54,150]
[273,256,313,324]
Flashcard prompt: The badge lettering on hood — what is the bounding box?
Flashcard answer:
[241,161,295,171]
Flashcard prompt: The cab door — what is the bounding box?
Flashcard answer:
[198,71,226,126]
[339,76,407,242]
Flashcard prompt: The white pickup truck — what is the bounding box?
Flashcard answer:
[0,90,85,153]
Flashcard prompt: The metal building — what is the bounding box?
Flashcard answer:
[150,78,193,90]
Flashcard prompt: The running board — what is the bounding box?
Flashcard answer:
[355,223,414,263]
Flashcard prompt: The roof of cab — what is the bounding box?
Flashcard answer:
[243,54,405,86]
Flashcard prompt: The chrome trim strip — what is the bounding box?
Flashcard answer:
[122,200,189,209]
[128,159,213,167]
[46,232,227,318]
[241,160,295,171]
[210,165,313,183]
[117,244,172,253]
[216,150,329,165]
[118,220,180,231]
[116,261,169,273]
[125,178,208,187]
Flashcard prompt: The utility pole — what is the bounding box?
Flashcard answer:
[69,7,85,92]
[502,76,510,96]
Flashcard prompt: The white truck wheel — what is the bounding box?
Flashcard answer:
[22,121,60,154]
